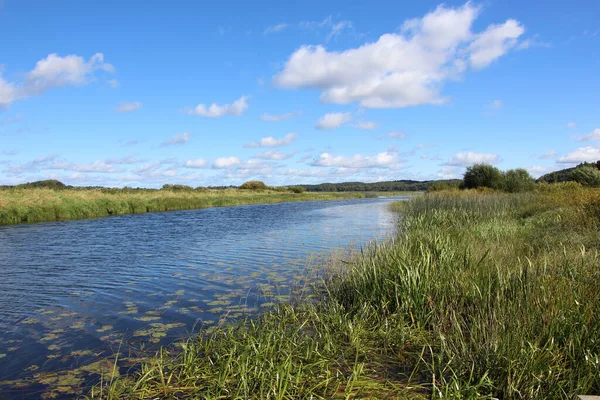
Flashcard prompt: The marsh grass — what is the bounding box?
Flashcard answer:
[0,188,398,225]
[87,183,600,399]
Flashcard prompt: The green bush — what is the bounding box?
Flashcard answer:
[503,168,535,192]
[17,179,67,190]
[239,181,269,190]
[427,181,461,192]
[462,163,505,190]
[161,184,193,191]
[289,186,305,194]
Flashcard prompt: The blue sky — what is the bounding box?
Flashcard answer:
[0,0,599,187]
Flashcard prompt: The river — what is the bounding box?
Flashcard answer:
[0,197,403,398]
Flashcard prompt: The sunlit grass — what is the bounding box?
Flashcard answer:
[0,187,408,225]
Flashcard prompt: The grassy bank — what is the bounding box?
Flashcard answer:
[87,183,599,399]
[0,188,402,225]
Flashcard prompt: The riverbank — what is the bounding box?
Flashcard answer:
[84,182,600,399]
[0,188,408,225]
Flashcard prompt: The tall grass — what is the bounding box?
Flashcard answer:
[87,183,600,399]
[0,188,394,225]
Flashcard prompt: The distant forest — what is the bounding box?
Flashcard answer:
[299,179,462,192]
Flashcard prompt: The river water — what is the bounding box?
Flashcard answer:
[0,197,402,398]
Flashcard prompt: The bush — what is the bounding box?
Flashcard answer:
[289,186,305,194]
[568,165,600,187]
[161,184,193,191]
[239,181,269,190]
[504,168,535,193]
[427,181,461,192]
[17,179,67,190]
[462,164,505,190]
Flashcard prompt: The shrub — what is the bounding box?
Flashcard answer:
[462,164,504,190]
[504,168,535,192]
[289,186,305,194]
[427,181,461,192]
[18,179,67,190]
[161,184,193,191]
[568,165,600,187]
[239,181,269,190]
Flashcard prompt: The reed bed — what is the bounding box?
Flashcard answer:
[87,183,600,399]
[0,188,386,225]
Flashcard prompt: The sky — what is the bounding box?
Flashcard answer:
[0,0,599,187]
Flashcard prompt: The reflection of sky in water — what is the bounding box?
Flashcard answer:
[0,197,403,397]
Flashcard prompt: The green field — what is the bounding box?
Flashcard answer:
[0,187,408,225]
[85,183,600,399]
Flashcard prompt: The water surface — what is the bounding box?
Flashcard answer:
[0,197,401,398]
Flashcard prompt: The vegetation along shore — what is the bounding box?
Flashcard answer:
[85,166,600,399]
[0,180,412,226]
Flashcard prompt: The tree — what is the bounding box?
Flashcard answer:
[462,163,504,190]
[568,165,600,187]
[504,168,535,192]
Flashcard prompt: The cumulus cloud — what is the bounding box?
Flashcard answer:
[309,151,402,169]
[437,166,463,179]
[184,158,209,168]
[108,79,120,88]
[213,157,242,169]
[260,111,301,121]
[445,151,500,166]
[567,122,576,128]
[557,146,600,164]
[117,101,141,113]
[578,128,600,141]
[315,112,351,130]
[244,133,297,148]
[265,23,288,34]
[355,120,379,130]
[273,3,525,108]
[254,151,294,160]
[1,53,114,107]
[186,96,248,117]
[161,133,191,147]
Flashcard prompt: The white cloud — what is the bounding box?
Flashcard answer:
[567,122,576,128]
[468,20,524,69]
[254,151,293,160]
[0,53,114,107]
[186,96,248,117]
[184,158,209,168]
[117,101,141,113]
[309,151,402,169]
[445,151,500,166]
[557,146,600,164]
[49,160,123,173]
[213,157,242,169]
[315,112,351,130]
[161,132,191,147]
[539,150,556,159]
[356,120,379,130]
[245,133,297,148]
[383,131,406,140]
[260,111,300,121]
[578,128,600,141]
[526,165,552,178]
[274,3,525,108]
[437,166,463,179]
[265,23,288,34]
[300,16,352,42]
[105,155,140,165]
[490,99,503,109]
[108,79,120,88]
